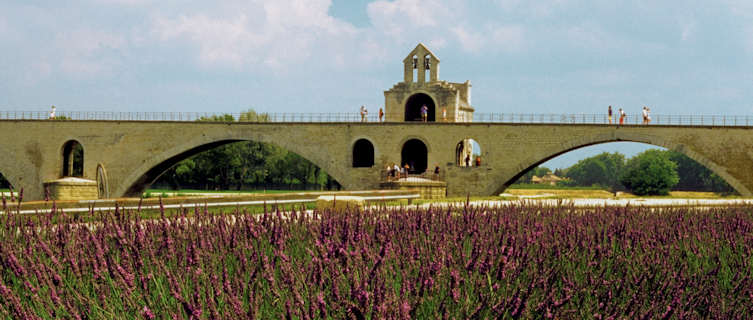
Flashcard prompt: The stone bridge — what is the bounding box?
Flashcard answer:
[2,119,753,200]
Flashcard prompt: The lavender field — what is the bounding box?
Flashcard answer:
[1,200,752,319]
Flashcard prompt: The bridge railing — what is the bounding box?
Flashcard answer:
[1,110,753,126]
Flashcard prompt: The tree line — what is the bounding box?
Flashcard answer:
[153,111,339,191]
[518,149,734,195]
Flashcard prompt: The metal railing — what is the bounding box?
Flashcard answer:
[1,110,752,126]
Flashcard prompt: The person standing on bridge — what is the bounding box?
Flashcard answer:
[421,104,428,122]
[642,106,648,124]
[360,105,368,122]
[49,105,56,120]
[608,105,613,124]
[619,108,625,125]
[379,107,384,122]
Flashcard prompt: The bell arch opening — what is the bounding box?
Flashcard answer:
[505,141,736,195]
[61,140,84,177]
[401,139,428,174]
[352,139,375,168]
[456,138,482,167]
[405,93,435,122]
[128,140,342,197]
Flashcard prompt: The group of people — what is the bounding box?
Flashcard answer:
[359,105,386,122]
[360,104,450,122]
[385,163,442,180]
[607,105,651,125]
[386,163,411,179]
[464,154,482,167]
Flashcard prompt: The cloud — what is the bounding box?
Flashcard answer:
[151,0,360,70]
[451,24,524,53]
[366,0,456,39]
[54,28,128,78]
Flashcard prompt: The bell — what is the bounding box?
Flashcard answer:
[413,57,418,69]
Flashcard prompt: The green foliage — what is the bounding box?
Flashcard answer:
[156,110,338,191]
[668,151,735,194]
[620,150,679,195]
[564,152,625,190]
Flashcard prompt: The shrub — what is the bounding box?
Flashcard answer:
[620,149,679,195]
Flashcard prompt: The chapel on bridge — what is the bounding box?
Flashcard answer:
[383,43,475,122]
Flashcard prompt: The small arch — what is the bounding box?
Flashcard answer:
[401,138,428,174]
[424,54,431,82]
[405,93,436,122]
[412,55,418,82]
[352,139,375,167]
[61,140,84,177]
[456,138,482,167]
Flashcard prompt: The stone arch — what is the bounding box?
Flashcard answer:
[0,142,40,199]
[61,140,84,177]
[404,93,436,122]
[455,138,481,167]
[401,138,429,174]
[352,138,375,168]
[492,132,749,196]
[118,134,347,198]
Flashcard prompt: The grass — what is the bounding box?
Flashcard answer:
[504,188,734,199]
[143,189,315,198]
[508,183,604,190]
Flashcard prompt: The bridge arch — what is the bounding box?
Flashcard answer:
[61,140,84,177]
[118,133,348,198]
[352,138,375,168]
[493,131,748,195]
[0,143,31,195]
[401,138,429,174]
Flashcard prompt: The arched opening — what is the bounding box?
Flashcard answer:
[61,140,84,177]
[139,140,342,196]
[508,141,735,195]
[0,172,12,191]
[405,93,435,122]
[412,55,418,82]
[401,139,428,174]
[455,138,482,167]
[424,54,431,82]
[352,139,375,168]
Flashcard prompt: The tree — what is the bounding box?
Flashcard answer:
[564,152,625,190]
[667,151,734,194]
[620,150,679,195]
[155,109,339,191]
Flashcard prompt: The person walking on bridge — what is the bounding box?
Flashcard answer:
[619,108,625,125]
[421,104,428,122]
[608,105,612,124]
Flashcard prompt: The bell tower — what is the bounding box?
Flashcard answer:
[403,43,440,84]
[384,43,474,122]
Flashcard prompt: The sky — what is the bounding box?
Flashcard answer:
[2,0,753,169]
